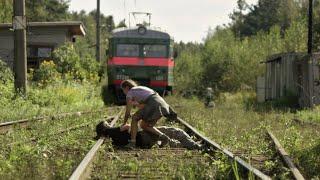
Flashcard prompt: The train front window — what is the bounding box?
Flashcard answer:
[116,44,139,57]
[143,45,167,58]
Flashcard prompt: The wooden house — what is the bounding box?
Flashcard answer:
[257,53,320,107]
[0,21,86,69]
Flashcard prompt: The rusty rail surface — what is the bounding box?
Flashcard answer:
[176,117,271,180]
[69,108,123,180]
[267,130,305,180]
[0,108,115,134]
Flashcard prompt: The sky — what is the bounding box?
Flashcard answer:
[69,0,258,43]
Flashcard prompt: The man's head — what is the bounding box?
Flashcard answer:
[120,79,138,95]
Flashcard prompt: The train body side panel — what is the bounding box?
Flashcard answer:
[107,57,174,100]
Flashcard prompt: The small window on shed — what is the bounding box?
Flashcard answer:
[38,47,52,58]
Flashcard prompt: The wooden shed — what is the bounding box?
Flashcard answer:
[257,53,320,107]
[0,21,86,69]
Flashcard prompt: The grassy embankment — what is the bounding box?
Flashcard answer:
[0,82,104,122]
[0,82,116,179]
[166,92,320,179]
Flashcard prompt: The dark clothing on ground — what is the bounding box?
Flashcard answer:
[100,127,144,147]
[140,126,200,150]
[97,125,200,150]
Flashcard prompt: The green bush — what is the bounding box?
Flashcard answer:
[33,60,61,86]
[53,43,100,82]
[0,60,14,100]
[174,19,307,93]
[53,43,81,75]
[0,60,13,84]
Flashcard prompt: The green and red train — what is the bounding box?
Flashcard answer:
[106,25,175,102]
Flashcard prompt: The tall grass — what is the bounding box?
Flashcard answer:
[166,92,320,178]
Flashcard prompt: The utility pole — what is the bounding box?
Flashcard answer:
[96,0,101,62]
[307,0,315,108]
[308,0,313,54]
[13,0,27,94]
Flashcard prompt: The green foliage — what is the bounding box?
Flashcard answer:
[70,10,115,61]
[0,60,14,101]
[0,0,70,23]
[230,0,302,38]
[26,0,70,21]
[0,82,104,121]
[53,43,80,75]
[174,43,203,92]
[175,18,307,93]
[166,93,320,178]
[52,43,99,82]
[0,60,13,84]
[0,0,12,23]
[33,60,61,86]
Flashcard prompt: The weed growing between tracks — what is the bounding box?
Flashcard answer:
[166,92,320,179]
[91,148,216,179]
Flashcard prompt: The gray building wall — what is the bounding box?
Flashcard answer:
[0,27,69,68]
[260,52,320,107]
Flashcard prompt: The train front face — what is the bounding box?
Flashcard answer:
[107,26,174,101]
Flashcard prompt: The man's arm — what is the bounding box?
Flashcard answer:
[123,99,132,125]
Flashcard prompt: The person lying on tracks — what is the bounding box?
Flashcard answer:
[95,121,202,150]
[120,79,178,148]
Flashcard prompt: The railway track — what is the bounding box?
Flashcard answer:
[7,116,116,147]
[69,108,124,180]
[266,129,305,180]
[0,107,119,134]
[69,110,273,180]
[176,117,271,180]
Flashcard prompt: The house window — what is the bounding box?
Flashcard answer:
[27,45,53,69]
[38,48,52,58]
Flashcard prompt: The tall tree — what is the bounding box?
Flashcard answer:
[230,0,302,37]
[26,0,70,21]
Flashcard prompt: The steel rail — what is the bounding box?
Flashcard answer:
[0,107,114,134]
[69,108,124,180]
[176,117,271,180]
[267,130,305,180]
[7,116,115,147]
